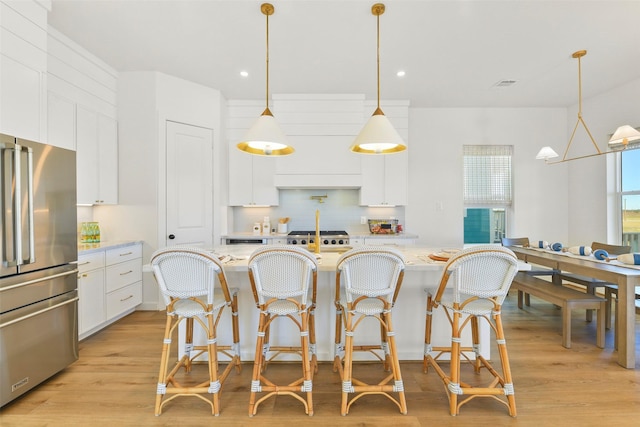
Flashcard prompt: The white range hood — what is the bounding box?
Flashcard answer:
[274,174,362,189]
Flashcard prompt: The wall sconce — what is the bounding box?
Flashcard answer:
[310,194,328,203]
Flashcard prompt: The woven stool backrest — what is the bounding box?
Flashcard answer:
[440,245,518,305]
[151,246,225,307]
[248,246,318,305]
[336,247,405,303]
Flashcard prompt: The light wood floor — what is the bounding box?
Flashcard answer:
[2,294,639,427]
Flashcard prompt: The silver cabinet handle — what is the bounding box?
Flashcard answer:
[120,270,133,276]
[119,252,133,257]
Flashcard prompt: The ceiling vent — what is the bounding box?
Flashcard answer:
[492,79,518,88]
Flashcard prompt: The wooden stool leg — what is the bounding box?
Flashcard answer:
[249,311,268,417]
[155,314,174,416]
[448,308,462,416]
[494,311,516,417]
[423,293,434,373]
[206,313,221,416]
[384,310,407,414]
[341,309,354,416]
[230,291,242,372]
[333,302,344,373]
[300,310,314,416]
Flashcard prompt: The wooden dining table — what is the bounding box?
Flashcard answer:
[509,246,640,368]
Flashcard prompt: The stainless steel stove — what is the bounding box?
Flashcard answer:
[287,230,349,247]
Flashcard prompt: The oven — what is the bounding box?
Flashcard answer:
[224,238,269,245]
[286,230,350,247]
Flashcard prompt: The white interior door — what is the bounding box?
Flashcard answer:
[165,121,213,247]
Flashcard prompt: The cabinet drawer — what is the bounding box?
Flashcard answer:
[106,244,142,265]
[105,259,142,293]
[77,252,105,273]
[106,282,141,319]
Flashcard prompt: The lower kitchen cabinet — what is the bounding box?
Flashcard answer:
[77,252,106,337]
[78,242,142,340]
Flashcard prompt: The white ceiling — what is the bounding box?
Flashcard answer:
[47,0,640,108]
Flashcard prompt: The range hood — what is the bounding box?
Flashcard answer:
[274,174,362,189]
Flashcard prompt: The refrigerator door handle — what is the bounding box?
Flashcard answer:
[10,143,22,267]
[21,145,35,265]
[0,296,79,329]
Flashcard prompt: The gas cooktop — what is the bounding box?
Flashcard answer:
[286,230,349,246]
[288,230,348,236]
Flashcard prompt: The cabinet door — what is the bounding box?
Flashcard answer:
[78,268,105,337]
[76,106,99,205]
[360,151,408,206]
[47,92,76,150]
[76,106,118,205]
[97,115,118,204]
[229,146,278,206]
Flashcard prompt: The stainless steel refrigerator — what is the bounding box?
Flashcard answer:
[0,133,78,407]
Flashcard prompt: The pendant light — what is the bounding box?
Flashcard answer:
[237,3,293,156]
[351,3,406,154]
[535,50,636,164]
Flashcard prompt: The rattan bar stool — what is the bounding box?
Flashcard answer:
[423,245,519,416]
[150,246,241,416]
[333,246,407,416]
[247,246,318,416]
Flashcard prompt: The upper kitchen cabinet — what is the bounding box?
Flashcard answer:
[359,102,410,206]
[229,148,279,206]
[76,106,118,205]
[47,92,76,151]
[47,26,119,205]
[228,100,279,206]
[0,1,48,140]
[359,150,409,206]
[273,94,363,189]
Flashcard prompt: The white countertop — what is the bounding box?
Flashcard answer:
[78,240,142,255]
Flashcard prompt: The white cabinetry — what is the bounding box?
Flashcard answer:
[105,245,142,319]
[359,151,408,206]
[228,149,278,206]
[77,243,142,340]
[0,1,47,140]
[77,252,106,338]
[76,106,118,205]
[47,92,76,150]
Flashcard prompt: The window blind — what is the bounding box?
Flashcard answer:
[463,145,513,205]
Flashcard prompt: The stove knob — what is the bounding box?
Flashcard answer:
[338,239,344,245]
[323,239,329,245]
[331,239,337,245]
[291,239,297,245]
[301,239,307,245]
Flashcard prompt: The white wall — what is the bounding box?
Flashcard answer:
[407,107,569,248]
[564,77,640,246]
[94,71,225,310]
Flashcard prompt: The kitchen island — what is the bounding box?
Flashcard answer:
[173,245,493,363]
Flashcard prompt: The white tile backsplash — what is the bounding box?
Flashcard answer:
[231,189,405,235]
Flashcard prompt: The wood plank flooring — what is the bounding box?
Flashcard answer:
[1,294,639,426]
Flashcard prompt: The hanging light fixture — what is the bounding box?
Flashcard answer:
[350,3,406,154]
[237,3,293,156]
[537,50,639,164]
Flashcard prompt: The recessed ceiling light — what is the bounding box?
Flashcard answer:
[396,70,406,77]
[240,70,249,78]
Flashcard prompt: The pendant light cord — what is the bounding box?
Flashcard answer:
[376,10,380,110]
[265,8,270,110]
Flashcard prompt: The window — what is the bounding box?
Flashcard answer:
[621,148,640,251]
[463,145,512,244]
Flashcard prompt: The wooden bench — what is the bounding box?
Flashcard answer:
[510,272,605,349]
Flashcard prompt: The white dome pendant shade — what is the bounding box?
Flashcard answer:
[609,125,640,147]
[351,3,406,155]
[351,107,406,154]
[237,107,293,156]
[237,3,293,156]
